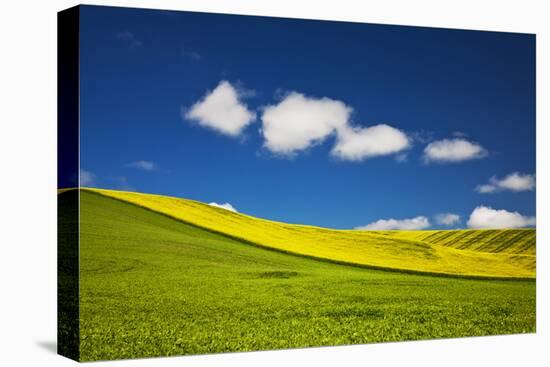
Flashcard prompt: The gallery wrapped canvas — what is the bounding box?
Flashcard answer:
[58,5,536,362]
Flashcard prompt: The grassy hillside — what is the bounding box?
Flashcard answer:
[77,190,535,361]
[86,188,535,279]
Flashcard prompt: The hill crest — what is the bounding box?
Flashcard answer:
[78,188,536,279]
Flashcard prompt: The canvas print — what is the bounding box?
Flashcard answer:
[58,5,536,362]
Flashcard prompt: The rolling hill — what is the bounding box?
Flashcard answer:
[68,189,536,361]
[84,188,536,279]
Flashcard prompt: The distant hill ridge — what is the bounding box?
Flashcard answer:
[79,188,536,279]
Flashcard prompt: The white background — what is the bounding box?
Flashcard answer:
[0,0,548,366]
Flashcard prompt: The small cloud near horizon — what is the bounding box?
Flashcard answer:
[467,205,535,229]
[208,202,238,212]
[435,213,461,226]
[355,216,430,230]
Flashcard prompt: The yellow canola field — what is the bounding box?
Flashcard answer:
[86,188,536,279]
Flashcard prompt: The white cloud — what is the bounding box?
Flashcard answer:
[80,169,96,186]
[467,205,535,229]
[260,92,409,160]
[184,80,256,137]
[208,202,238,212]
[355,216,430,230]
[423,138,487,163]
[435,213,461,226]
[126,160,156,171]
[476,172,535,193]
[261,92,350,155]
[331,124,410,161]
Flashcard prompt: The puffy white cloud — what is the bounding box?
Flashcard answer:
[423,138,487,163]
[260,92,409,160]
[184,80,256,137]
[467,206,535,229]
[355,216,430,230]
[261,92,350,155]
[187,84,411,161]
[80,169,96,186]
[208,202,238,212]
[126,160,156,171]
[331,124,410,161]
[435,213,461,226]
[476,172,535,193]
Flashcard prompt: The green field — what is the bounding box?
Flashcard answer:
[69,190,536,361]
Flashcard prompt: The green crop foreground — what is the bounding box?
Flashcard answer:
[71,190,535,361]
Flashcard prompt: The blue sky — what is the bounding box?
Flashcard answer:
[79,5,535,230]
